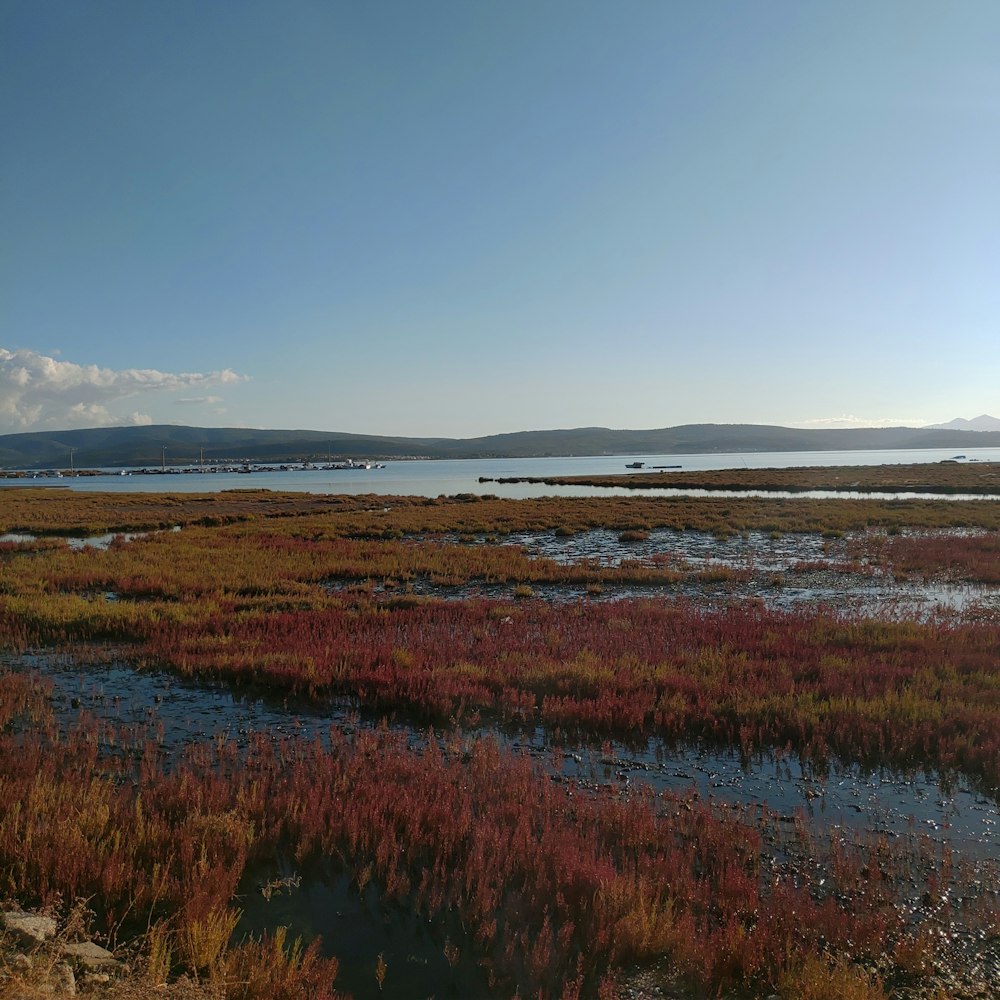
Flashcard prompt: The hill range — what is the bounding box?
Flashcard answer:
[1,422,999,470]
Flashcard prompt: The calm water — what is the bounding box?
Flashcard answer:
[8,447,1000,499]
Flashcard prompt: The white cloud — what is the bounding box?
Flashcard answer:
[0,347,248,432]
[793,414,928,429]
[175,395,224,406]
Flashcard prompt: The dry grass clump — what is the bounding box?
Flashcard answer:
[617,529,649,542]
[778,953,885,999]
[0,899,342,1000]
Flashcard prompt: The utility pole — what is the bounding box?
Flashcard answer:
[69,448,76,474]
[161,446,166,472]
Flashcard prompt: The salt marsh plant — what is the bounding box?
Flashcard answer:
[1,489,998,997]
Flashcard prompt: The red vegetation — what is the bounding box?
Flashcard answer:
[1,493,999,996]
[0,672,941,998]
[136,599,1000,788]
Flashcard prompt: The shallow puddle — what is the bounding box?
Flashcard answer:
[368,527,1000,616]
[237,859,492,999]
[0,526,181,550]
[0,533,37,544]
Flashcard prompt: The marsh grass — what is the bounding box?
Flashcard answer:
[1,490,999,997]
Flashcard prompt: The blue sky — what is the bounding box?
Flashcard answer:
[2,1,997,436]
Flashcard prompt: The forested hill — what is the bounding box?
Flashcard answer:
[1,423,997,469]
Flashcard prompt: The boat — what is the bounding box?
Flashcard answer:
[625,462,645,469]
[322,459,384,470]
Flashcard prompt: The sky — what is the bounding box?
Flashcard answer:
[2,1,998,438]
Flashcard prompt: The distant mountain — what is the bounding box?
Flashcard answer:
[2,422,1000,470]
[925,414,1000,432]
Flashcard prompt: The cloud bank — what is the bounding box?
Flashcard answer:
[793,414,928,429]
[175,396,224,406]
[0,348,247,432]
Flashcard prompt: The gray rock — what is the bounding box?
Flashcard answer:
[53,961,76,995]
[60,940,118,969]
[2,910,57,945]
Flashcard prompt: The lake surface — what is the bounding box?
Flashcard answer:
[8,447,1000,499]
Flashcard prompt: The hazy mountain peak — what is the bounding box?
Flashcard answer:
[925,414,1000,432]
